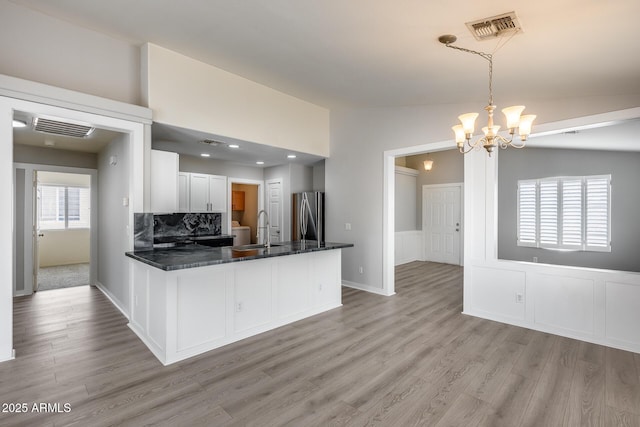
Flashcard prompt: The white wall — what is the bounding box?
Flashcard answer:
[97,134,130,313]
[0,2,140,105]
[142,43,330,157]
[39,229,90,267]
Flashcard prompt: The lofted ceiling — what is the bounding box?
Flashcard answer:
[10,0,640,109]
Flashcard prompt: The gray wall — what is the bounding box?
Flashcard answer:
[405,149,463,230]
[498,147,640,272]
[97,134,130,310]
[178,154,264,181]
[14,145,97,169]
[394,167,418,231]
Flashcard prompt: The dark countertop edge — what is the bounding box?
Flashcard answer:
[125,242,354,272]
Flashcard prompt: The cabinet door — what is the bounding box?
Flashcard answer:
[209,175,227,212]
[178,172,190,212]
[150,150,178,212]
[189,173,210,212]
[232,191,245,211]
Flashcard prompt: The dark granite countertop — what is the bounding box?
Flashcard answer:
[125,240,354,271]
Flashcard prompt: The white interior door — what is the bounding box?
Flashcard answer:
[267,180,282,243]
[422,184,462,265]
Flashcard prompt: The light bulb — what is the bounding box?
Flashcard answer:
[423,160,434,171]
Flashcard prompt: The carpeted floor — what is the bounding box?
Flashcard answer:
[37,263,90,291]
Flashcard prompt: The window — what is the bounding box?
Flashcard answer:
[517,175,611,252]
[39,185,91,230]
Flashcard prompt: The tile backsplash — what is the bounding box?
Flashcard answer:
[134,212,221,250]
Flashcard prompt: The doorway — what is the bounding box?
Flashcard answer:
[231,182,259,245]
[35,171,92,292]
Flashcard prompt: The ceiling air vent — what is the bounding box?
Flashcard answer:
[199,139,225,147]
[465,11,522,41]
[33,117,95,138]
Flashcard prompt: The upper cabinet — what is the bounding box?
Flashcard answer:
[232,191,245,211]
[185,172,227,213]
[150,150,179,212]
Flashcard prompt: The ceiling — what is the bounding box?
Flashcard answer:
[13,110,122,153]
[11,0,640,109]
[152,123,325,167]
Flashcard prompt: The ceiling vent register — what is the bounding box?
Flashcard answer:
[33,117,95,138]
[199,139,226,147]
[466,12,522,41]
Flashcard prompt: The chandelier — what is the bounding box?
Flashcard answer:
[439,34,536,155]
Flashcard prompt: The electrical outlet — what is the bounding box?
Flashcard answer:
[515,292,524,304]
[318,283,323,291]
[236,302,243,312]
[345,223,352,230]
[359,266,364,274]
[532,256,538,263]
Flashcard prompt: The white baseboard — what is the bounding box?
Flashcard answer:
[342,280,395,296]
[94,281,129,320]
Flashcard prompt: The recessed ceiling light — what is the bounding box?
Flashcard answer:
[287,154,297,159]
[256,161,264,165]
[12,119,27,128]
[201,153,211,157]
[229,144,240,149]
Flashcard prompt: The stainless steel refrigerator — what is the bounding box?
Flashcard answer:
[292,192,324,241]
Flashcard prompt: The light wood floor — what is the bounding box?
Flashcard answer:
[2,262,640,426]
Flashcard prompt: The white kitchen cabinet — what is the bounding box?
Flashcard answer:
[189,173,209,212]
[150,150,179,212]
[209,175,227,212]
[178,172,190,212]
[188,173,227,212]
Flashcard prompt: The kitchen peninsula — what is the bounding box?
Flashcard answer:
[126,229,352,365]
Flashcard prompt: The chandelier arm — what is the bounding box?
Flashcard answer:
[495,134,513,149]
[458,141,476,154]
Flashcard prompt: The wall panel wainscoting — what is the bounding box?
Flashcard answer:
[1,263,639,425]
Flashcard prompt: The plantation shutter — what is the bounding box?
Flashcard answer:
[585,175,611,250]
[561,178,583,247]
[539,180,558,246]
[39,185,66,229]
[67,187,91,229]
[517,180,537,246]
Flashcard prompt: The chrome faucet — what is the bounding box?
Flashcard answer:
[257,209,271,248]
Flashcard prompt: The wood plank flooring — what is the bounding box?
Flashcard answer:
[1,261,639,426]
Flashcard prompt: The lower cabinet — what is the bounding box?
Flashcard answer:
[128,249,342,365]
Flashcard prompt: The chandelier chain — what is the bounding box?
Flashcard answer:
[444,43,494,105]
